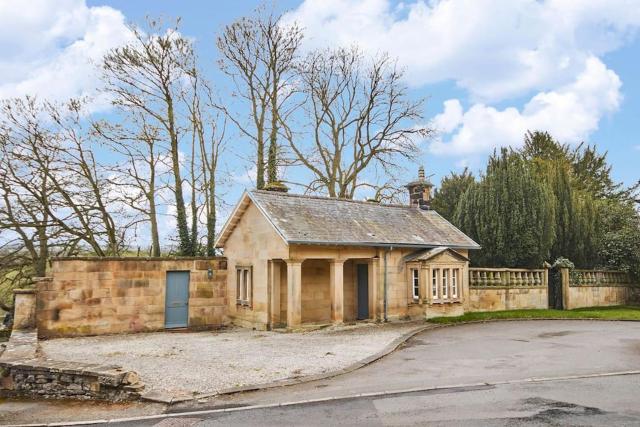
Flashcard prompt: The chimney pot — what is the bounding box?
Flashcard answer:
[405,166,433,209]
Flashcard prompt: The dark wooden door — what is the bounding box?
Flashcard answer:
[357,264,369,320]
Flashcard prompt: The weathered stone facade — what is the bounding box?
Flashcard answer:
[12,289,37,330]
[469,287,548,311]
[562,269,637,310]
[225,231,471,330]
[0,358,143,401]
[468,268,549,312]
[37,257,228,338]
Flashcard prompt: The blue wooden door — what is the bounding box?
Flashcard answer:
[357,264,369,320]
[165,271,190,328]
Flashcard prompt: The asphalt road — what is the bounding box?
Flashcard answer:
[3,320,640,426]
[124,375,640,426]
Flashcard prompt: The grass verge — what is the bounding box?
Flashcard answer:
[428,305,640,324]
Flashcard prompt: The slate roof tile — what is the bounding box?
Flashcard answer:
[245,190,480,249]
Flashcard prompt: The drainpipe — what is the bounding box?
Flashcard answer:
[383,246,392,322]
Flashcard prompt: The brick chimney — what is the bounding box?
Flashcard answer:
[405,166,433,209]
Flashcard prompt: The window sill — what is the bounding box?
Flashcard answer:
[429,299,462,305]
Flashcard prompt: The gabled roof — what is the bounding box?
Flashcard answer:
[215,190,480,250]
[404,247,470,263]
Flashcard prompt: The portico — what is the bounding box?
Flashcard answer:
[267,251,380,329]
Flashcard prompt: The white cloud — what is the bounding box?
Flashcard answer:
[285,0,640,102]
[0,0,132,108]
[286,0,637,156]
[429,57,621,155]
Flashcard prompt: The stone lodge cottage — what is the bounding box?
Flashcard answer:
[215,169,480,330]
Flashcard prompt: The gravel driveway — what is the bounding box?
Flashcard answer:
[40,322,421,396]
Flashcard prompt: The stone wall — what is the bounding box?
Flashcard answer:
[223,201,290,329]
[301,259,331,324]
[12,289,37,330]
[563,269,637,310]
[0,358,143,401]
[469,287,548,311]
[37,257,228,338]
[468,268,548,312]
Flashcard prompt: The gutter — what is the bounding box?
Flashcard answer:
[287,241,481,250]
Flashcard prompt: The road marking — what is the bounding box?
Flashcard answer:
[9,370,640,427]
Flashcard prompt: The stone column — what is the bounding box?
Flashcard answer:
[286,260,303,328]
[420,265,429,303]
[368,258,379,320]
[269,260,281,327]
[330,260,345,324]
[12,288,37,330]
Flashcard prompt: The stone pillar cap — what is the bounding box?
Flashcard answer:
[13,288,37,295]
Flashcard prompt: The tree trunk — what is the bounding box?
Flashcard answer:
[256,127,265,189]
[166,95,191,255]
[190,132,198,255]
[267,77,279,184]
[206,177,216,256]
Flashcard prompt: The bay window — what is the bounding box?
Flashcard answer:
[430,267,461,302]
[411,268,420,300]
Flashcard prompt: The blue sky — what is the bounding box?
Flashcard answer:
[1,0,639,243]
[98,0,638,188]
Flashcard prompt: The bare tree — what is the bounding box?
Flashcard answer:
[282,48,431,198]
[217,7,302,189]
[43,100,132,256]
[93,112,167,257]
[101,18,196,255]
[184,73,226,256]
[0,97,132,310]
[0,97,55,279]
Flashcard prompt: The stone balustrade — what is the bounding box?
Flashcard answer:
[469,268,547,288]
[569,269,631,287]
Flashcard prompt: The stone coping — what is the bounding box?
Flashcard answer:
[53,256,226,262]
[0,358,139,386]
[568,283,637,288]
[13,288,37,294]
[470,285,546,289]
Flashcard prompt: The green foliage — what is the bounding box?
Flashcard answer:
[552,257,575,269]
[428,306,640,324]
[431,168,475,222]
[570,143,620,198]
[452,130,638,271]
[454,148,555,268]
[597,200,640,279]
[522,130,569,161]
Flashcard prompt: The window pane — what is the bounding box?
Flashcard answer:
[236,269,241,302]
[432,269,438,298]
[452,269,458,298]
[243,269,249,302]
[442,269,448,298]
[412,269,419,299]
